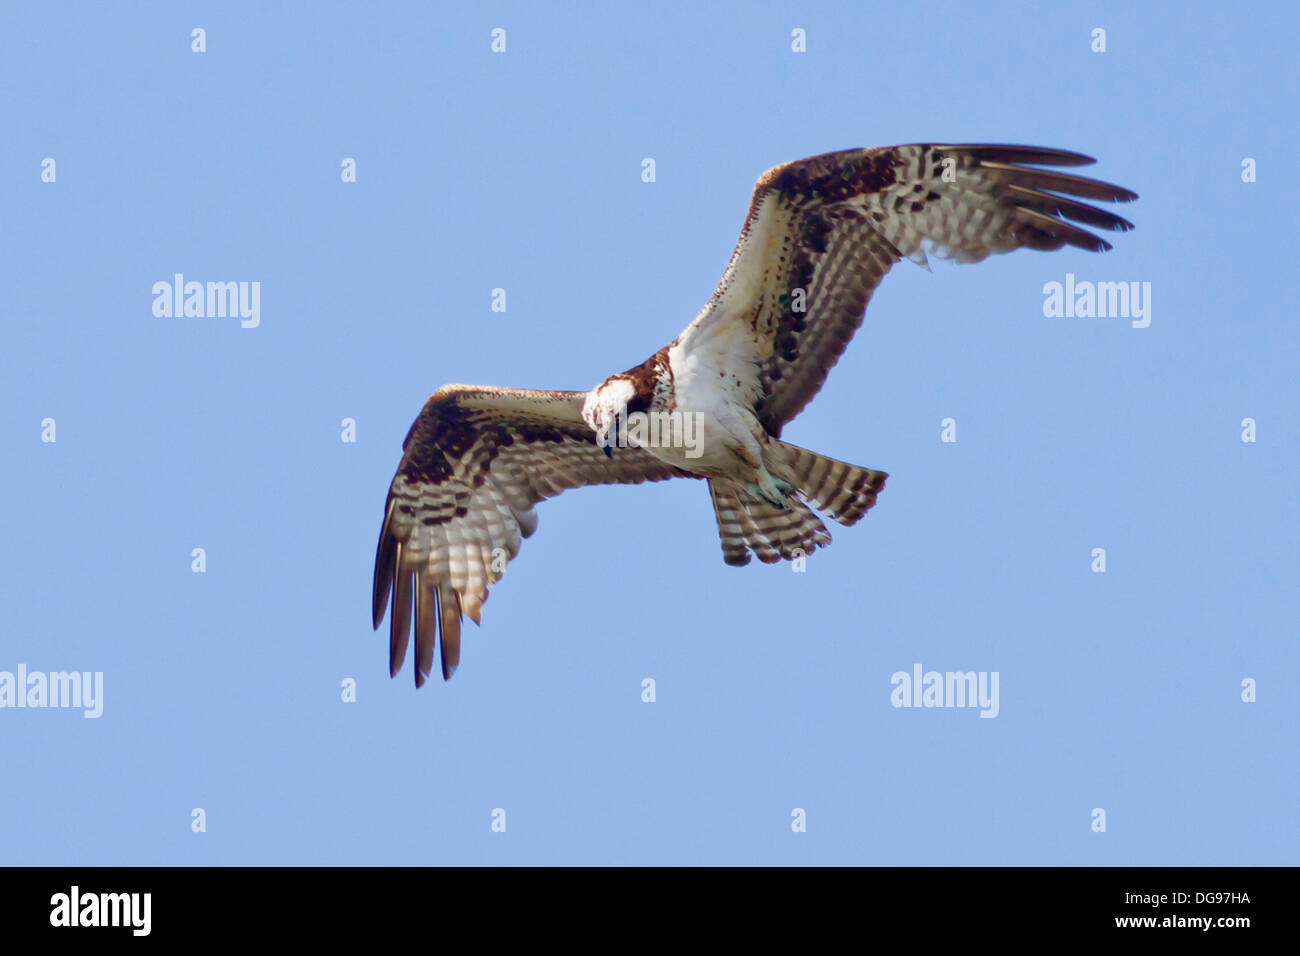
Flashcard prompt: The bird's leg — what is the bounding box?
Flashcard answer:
[747,466,795,509]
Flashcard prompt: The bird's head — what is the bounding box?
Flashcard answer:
[582,377,636,457]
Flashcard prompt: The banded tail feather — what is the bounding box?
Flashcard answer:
[777,440,887,526]
[708,442,887,566]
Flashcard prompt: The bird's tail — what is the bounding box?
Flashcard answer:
[707,441,887,567]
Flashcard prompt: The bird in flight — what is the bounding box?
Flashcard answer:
[372,143,1136,685]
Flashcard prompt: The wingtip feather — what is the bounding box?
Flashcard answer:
[372,503,397,630]
[439,581,462,681]
[389,555,413,679]
[414,576,437,688]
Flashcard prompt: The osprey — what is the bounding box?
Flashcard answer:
[372,143,1136,685]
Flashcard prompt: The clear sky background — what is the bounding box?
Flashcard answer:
[1,1,1296,865]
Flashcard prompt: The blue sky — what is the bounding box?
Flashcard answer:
[1,1,1296,865]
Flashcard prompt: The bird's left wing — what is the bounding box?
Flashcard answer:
[676,144,1137,434]
[372,385,691,686]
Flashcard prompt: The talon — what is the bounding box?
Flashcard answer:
[768,478,795,507]
[750,476,794,508]
[764,490,790,509]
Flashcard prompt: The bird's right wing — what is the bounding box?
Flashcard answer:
[372,384,691,686]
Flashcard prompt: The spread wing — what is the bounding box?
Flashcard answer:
[372,385,692,686]
[676,144,1137,435]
